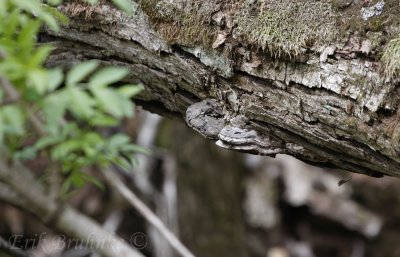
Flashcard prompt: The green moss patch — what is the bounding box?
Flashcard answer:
[138,0,221,47]
[382,35,400,80]
[234,0,338,59]
[139,0,339,59]
[138,0,400,66]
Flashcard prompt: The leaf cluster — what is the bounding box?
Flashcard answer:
[0,0,146,195]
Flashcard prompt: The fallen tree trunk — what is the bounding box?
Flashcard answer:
[43,0,400,177]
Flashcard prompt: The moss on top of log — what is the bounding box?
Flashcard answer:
[234,0,338,59]
[382,35,400,80]
[61,0,400,79]
[138,0,399,62]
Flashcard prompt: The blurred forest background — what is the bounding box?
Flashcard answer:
[2,1,400,257]
[1,108,400,257]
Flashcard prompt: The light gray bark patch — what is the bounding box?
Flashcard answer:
[361,1,385,21]
[181,47,234,78]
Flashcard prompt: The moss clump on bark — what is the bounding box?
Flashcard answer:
[60,0,107,18]
[139,0,339,59]
[139,0,400,66]
[234,0,338,59]
[138,0,220,47]
[382,35,400,80]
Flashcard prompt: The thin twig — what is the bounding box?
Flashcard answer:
[101,168,196,257]
[0,77,62,201]
[0,77,19,99]
[0,98,20,107]
[0,182,27,209]
[0,162,145,257]
[0,236,33,257]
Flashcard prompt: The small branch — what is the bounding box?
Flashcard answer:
[0,77,47,136]
[0,184,34,257]
[55,205,146,257]
[0,77,19,100]
[26,108,47,136]
[0,182,27,210]
[101,168,196,257]
[0,98,20,107]
[0,160,58,222]
[0,161,146,257]
[60,211,124,257]
[0,236,33,257]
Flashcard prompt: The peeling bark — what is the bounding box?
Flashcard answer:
[43,1,400,177]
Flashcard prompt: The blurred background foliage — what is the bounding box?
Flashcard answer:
[0,0,145,196]
[3,111,400,257]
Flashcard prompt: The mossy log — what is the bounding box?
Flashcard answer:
[44,0,400,177]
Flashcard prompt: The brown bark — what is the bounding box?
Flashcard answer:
[43,1,400,177]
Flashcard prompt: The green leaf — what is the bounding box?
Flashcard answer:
[61,176,73,196]
[34,135,64,150]
[80,172,104,190]
[89,67,129,87]
[111,156,132,171]
[24,87,41,102]
[117,84,144,98]
[29,45,53,67]
[60,123,78,138]
[130,155,139,168]
[66,61,98,86]
[40,12,60,31]
[12,0,62,31]
[84,0,98,4]
[108,134,130,149]
[45,0,63,6]
[43,93,67,134]
[67,87,96,118]
[111,0,133,14]
[51,140,82,160]
[72,173,86,188]
[12,0,42,13]
[13,147,37,161]
[0,0,6,17]
[2,105,25,135]
[47,68,64,92]
[119,97,134,118]
[28,69,48,94]
[42,5,69,26]
[121,144,150,155]
[92,87,125,117]
[3,9,19,37]
[82,131,103,145]
[90,114,119,127]
[0,112,4,143]
[17,19,40,49]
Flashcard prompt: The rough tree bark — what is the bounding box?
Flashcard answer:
[43,0,400,177]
